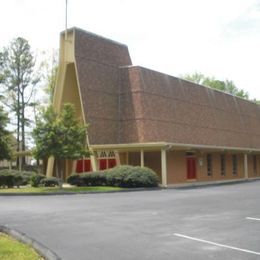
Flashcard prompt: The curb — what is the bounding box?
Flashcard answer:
[0,178,259,196]
[0,187,161,196]
[169,178,260,190]
[0,225,62,260]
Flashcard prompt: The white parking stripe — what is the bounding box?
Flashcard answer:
[174,233,260,256]
[246,217,260,221]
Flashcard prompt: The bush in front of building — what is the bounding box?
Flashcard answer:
[81,172,107,186]
[40,177,60,187]
[106,166,159,188]
[0,169,24,188]
[67,165,159,188]
[19,170,37,185]
[30,174,46,187]
[67,173,82,186]
[123,166,159,188]
[69,172,107,186]
[105,166,132,187]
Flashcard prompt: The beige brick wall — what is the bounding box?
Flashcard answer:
[167,151,247,184]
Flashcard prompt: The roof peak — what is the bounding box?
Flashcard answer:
[61,27,128,47]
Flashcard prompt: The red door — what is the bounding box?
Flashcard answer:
[108,159,116,169]
[186,157,196,179]
[76,159,91,173]
[99,159,107,170]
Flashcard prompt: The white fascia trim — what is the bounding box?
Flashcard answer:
[90,142,260,153]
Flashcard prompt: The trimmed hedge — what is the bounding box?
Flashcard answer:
[67,174,82,186]
[0,170,24,188]
[67,172,107,186]
[40,177,60,187]
[107,166,159,188]
[80,172,107,186]
[30,174,46,187]
[0,169,36,188]
[20,171,37,185]
[67,165,159,188]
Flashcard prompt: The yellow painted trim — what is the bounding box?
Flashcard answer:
[140,150,144,167]
[244,153,248,179]
[161,148,167,187]
[90,142,260,153]
[46,156,55,177]
[73,30,87,125]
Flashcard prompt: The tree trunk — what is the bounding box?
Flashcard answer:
[21,91,26,169]
[16,90,20,169]
[56,159,63,189]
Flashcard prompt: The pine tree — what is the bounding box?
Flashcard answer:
[0,37,40,169]
[0,106,12,161]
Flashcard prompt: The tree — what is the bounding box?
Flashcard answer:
[33,103,89,182]
[39,49,58,103]
[0,37,40,168]
[252,99,260,105]
[181,73,249,99]
[0,106,12,161]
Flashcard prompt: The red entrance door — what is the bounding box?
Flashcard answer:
[76,159,92,173]
[186,157,196,179]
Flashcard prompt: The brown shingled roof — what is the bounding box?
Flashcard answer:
[72,28,260,150]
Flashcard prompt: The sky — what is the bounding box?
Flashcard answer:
[1,0,260,99]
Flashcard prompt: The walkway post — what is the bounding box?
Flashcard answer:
[244,153,248,179]
[46,156,55,177]
[161,149,167,187]
[140,150,144,167]
[90,152,98,171]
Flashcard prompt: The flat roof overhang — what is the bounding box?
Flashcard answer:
[90,142,260,153]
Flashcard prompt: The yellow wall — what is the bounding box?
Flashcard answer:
[61,63,83,120]
[167,151,248,184]
[144,152,162,181]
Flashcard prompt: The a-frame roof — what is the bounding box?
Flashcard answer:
[56,28,260,150]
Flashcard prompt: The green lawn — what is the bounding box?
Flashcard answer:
[0,186,123,193]
[0,233,42,260]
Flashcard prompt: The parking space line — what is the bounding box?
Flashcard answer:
[246,217,260,221]
[174,233,260,256]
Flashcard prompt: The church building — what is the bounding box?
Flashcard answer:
[46,27,260,187]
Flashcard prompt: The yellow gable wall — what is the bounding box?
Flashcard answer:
[61,63,83,121]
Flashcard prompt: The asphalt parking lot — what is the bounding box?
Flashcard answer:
[1,181,260,260]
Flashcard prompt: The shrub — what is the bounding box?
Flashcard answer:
[13,174,24,188]
[106,166,159,188]
[20,171,36,185]
[67,174,82,186]
[124,167,159,187]
[67,166,159,188]
[40,177,60,187]
[0,173,14,188]
[0,170,46,188]
[80,172,107,186]
[0,169,24,188]
[30,174,46,187]
[105,166,131,187]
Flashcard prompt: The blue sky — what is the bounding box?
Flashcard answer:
[1,0,260,99]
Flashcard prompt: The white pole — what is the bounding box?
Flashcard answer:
[244,153,248,179]
[65,0,68,40]
[161,149,167,187]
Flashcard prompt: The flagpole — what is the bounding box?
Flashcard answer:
[65,0,68,40]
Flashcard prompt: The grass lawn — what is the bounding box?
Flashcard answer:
[0,186,123,194]
[0,232,42,260]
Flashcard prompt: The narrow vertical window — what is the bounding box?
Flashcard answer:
[207,154,212,176]
[232,155,237,175]
[253,155,257,176]
[220,154,225,176]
